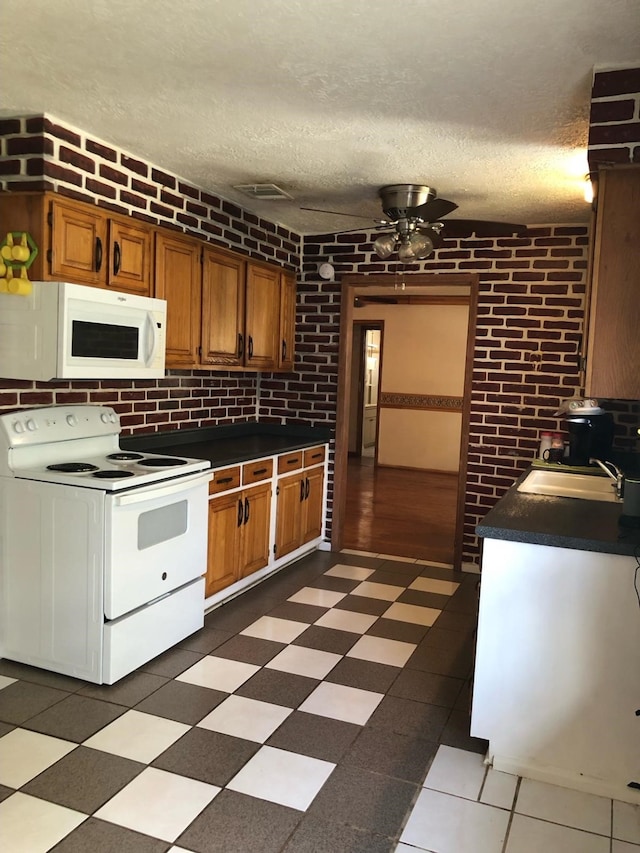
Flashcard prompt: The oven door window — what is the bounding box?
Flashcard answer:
[71,320,139,359]
[138,499,188,550]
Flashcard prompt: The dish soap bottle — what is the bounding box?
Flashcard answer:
[538,431,552,460]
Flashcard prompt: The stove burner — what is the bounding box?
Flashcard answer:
[106,452,144,461]
[92,470,136,479]
[47,462,99,473]
[137,457,186,468]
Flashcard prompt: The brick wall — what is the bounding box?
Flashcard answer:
[0,113,302,433]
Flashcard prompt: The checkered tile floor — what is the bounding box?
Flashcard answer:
[0,549,481,852]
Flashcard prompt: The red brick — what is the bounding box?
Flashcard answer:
[589,123,640,146]
[592,68,640,98]
[60,146,96,173]
[121,155,148,177]
[86,139,118,162]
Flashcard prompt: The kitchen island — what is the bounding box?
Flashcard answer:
[471,469,640,805]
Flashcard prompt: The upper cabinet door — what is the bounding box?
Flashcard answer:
[155,231,202,367]
[585,166,640,400]
[201,247,246,366]
[50,198,108,286]
[245,263,280,370]
[278,270,296,371]
[108,219,152,296]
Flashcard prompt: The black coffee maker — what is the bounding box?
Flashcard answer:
[566,412,614,466]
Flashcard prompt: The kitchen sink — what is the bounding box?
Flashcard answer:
[517,469,621,502]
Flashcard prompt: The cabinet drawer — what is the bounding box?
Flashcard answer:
[304,446,325,467]
[278,451,303,474]
[209,466,241,494]
[242,459,273,485]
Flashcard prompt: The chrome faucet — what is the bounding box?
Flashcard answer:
[589,458,624,499]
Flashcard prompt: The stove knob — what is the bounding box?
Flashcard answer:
[13,421,24,434]
[100,412,110,424]
[109,412,117,423]
[66,414,78,427]
[26,418,37,432]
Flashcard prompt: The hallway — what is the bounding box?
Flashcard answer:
[343,457,458,564]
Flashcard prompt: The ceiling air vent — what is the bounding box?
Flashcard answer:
[233,183,292,200]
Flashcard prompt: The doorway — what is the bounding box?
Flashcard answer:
[332,273,478,569]
[348,323,383,460]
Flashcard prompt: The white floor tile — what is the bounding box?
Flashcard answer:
[614,800,640,844]
[346,634,415,667]
[0,728,76,788]
[299,681,384,725]
[0,792,86,853]
[506,813,610,853]
[227,745,335,811]
[480,768,518,810]
[515,777,611,836]
[613,841,640,852]
[324,564,374,581]
[350,580,405,601]
[197,694,292,743]
[423,745,487,800]
[410,577,460,596]
[382,601,441,626]
[288,587,346,607]
[415,559,455,569]
[400,788,509,853]
[83,710,189,763]
[340,549,378,558]
[314,607,378,634]
[377,553,418,563]
[266,644,342,679]
[176,655,260,692]
[240,615,309,643]
[95,766,219,843]
[0,675,17,690]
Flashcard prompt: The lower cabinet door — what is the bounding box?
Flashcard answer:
[275,472,304,559]
[302,466,324,544]
[206,491,243,597]
[240,482,272,578]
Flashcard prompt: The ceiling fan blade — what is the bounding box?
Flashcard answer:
[301,206,387,225]
[412,197,459,221]
[441,219,527,238]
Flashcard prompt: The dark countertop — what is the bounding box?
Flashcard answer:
[121,422,332,468]
[477,467,640,557]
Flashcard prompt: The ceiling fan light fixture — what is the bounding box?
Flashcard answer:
[373,233,398,259]
[397,231,434,262]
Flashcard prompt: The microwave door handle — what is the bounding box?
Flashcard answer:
[112,471,212,506]
[144,312,159,366]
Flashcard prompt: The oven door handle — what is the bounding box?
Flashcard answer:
[112,471,212,506]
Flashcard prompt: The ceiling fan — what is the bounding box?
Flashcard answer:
[302,184,527,261]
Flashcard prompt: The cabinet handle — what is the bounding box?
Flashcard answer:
[248,336,254,359]
[237,498,244,527]
[238,333,244,358]
[95,237,103,272]
[286,458,299,465]
[300,479,305,502]
[113,241,121,276]
[253,467,267,476]
[281,339,287,361]
[310,452,322,460]
[217,476,233,485]
[305,477,310,500]
[244,497,250,525]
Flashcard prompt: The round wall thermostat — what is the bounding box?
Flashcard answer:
[318,262,335,280]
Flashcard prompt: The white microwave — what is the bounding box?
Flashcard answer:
[0,282,166,381]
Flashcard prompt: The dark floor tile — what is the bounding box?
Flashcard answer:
[454,678,473,713]
[417,564,462,581]
[405,640,474,678]
[23,694,125,741]
[0,784,13,803]
[334,595,389,616]
[22,745,144,813]
[397,589,452,610]
[152,727,260,786]
[440,708,488,754]
[365,569,413,588]
[205,603,266,634]
[366,618,429,644]
[266,710,360,762]
[419,626,472,651]
[309,575,360,593]
[77,671,168,707]
[177,626,233,654]
[50,817,169,852]
[367,696,450,740]
[342,726,438,783]
[307,764,418,838]
[0,680,69,725]
[177,789,302,853]
[388,669,463,708]
[0,661,85,692]
[212,634,286,665]
[140,646,204,678]
[0,721,15,738]
[283,813,395,853]
[292,625,359,655]
[325,658,400,694]
[336,552,386,569]
[445,587,480,615]
[135,680,227,725]
[236,668,319,708]
[267,601,328,623]
[432,609,478,633]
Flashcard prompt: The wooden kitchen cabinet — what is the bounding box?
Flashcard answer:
[0,192,153,295]
[275,448,325,559]
[201,246,246,367]
[154,230,202,367]
[584,165,640,399]
[244,262,280,370]
[278,269,297,371]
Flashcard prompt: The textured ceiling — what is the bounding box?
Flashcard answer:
[1,0,638,234]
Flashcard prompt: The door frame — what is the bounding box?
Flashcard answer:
[331,272,479,569]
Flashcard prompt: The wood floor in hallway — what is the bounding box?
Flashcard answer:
[343,457,458,564]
